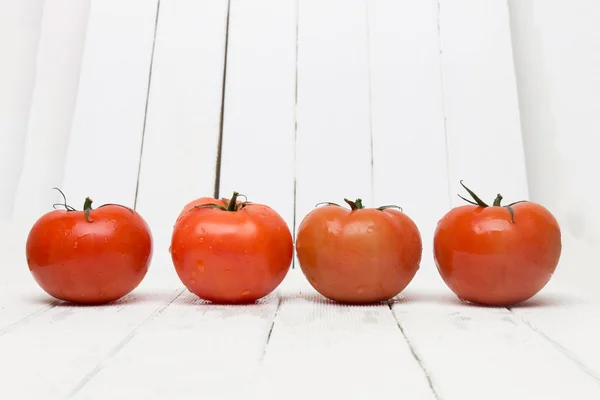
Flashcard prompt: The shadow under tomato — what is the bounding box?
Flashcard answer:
[508,293,586,309]
[21,291,169,308]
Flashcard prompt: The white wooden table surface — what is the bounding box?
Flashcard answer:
[2,1,600,399]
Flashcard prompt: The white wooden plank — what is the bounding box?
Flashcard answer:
[69,293,278,399]
[64,2,284,398]
[370,2,600,397]
[510,281,600,380]
[218,0,297,230]
[250,271,436,400]
[252,2,436,398]
[392,283,600,399]
[369,0,448,283]
[61,0,159,207]
[294,0,373,221]
[0,287,183,399]
[439,0,529,204]
[0,0,43,221]
[13,0,91,226]
[134,0,228,276]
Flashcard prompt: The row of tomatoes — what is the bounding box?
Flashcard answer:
[25,181,562,307]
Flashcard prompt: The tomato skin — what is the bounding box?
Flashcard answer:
[26,205,153,304]
[170,197,293,304]
[433,202,561,306]
[296,206,422,304]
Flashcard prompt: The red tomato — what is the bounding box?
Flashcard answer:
[433,181,562,306]
[170,192,293,304]
[26,191,152,304]
[295,198,422,304]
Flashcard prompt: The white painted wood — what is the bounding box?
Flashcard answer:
[13,0,91,226]
[0,0,43,221]
[134,0,228,276]
[370,2,600,397]
[61,0,159,208]
[510,280,600,380]
[0,287,183,399]
[250,271,437,400]
[253,2,435,399]
[392,282,600,399]
[65,2,287,398]
[218,0,297,230]
[368,0,448,283]
[70,293,278,399]
[439,0,529,204]
[294,0,373,221]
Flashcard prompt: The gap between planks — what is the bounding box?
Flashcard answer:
[66,288,186,398]
[508,307,600,384]
[212,0,233,199]
[133,0,162,210]
[387,300,441,400]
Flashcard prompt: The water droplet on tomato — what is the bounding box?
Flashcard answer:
[168,246,172,254]
[200,227,206,233]
[199,238,204,243]
[357,287,365,294]
[241,290,251,296]
[104,237,108,243]
[197,261,205,272]
[74,241,78,249]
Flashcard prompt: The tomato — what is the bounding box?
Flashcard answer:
[26,190,153,304]
[170,192,293,304]
[433,181,562,306]
[295,198,422,304]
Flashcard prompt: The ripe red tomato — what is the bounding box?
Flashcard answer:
[295,198,422,304]
[26,190,153,304]
[433,181,562,306]
[170,192,293,304]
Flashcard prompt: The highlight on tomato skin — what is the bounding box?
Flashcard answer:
[25,189,153,305]
[170,191,293,304]
[433,181,562,306]
[295,197,422,304]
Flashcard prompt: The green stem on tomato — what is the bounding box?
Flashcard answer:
[344,198,365,210]
[458,180,528,224]
[226,191,241,212]
[83,197,94,223]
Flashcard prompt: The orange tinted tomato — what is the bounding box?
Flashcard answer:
[170,192,293,304]
[296,198,422,304]
[26,194,152,304]
[434,181,562,306]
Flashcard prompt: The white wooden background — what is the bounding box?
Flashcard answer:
[1,1,600,399]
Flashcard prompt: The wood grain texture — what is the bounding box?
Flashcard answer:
[218,0,297,230]
[393,282,600,399]
[134,0,229,274]
[69,293,279,399]
[368,0,448,283]
[61,0,159,207]
[294,0,373,222]
[510,281,600,382]
[70,2,294,398]
[0,287,183,399]
[439,0,529,204]
[254,2,436,399]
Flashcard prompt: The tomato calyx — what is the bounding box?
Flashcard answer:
[192,191,252,213]
[458,180,527,223]
[51,187,134,223]
[315,198,403,212]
